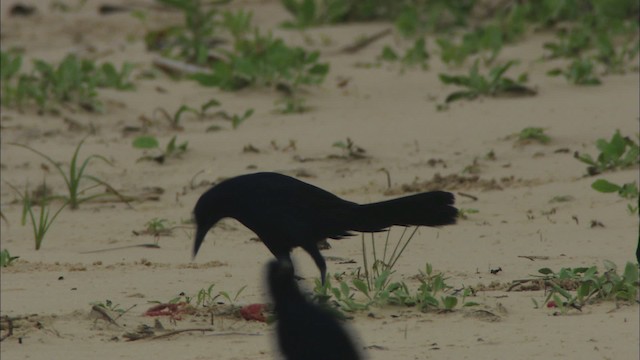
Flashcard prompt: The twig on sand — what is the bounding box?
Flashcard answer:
[135,328,261,341]
[79,244,161,254]
[153,57,210,76]
[517,255,549,261]
[338,28,392,54]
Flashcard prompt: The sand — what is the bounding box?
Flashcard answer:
[1,1,638,359]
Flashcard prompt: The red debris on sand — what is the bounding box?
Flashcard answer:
[240,303,267,322]
[144,302,193,320]
[546,301,557,308]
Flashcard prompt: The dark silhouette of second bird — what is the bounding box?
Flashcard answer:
[193,172,458,282]
[267,259,361,360]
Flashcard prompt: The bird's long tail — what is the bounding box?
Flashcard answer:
[350,191,457,232]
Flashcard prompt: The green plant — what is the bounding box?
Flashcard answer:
[92,299,126,314]
[0,249,19,267]
[132,135,189,164]
[574,130,639,175]
[6,182,67,250]
[151,0,219,65]
[534,261,638,313]
[415,263,478,312]
[517,127,551,144]
[280,0,350,28]
[457,208,479,219]
[543,27,592,59]
[0,52,134,112]
[275,96,310,114]
[332,138,367,159]
[280,0,475,30]
[154,105,200,130]
[145,218,171,235]
[379,37,429,70]
[439,60,536,104]
[591,179,639,214]
[594,32,640,74]
[192,27,330,92]
[547,57,602,85]
[168,283,247,308]
[214,108,255,129]
[312,261,478,313]
[11,139,127,209]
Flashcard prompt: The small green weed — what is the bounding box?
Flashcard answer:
[280,0,351,28]
[167,283,247,308]
[145,4,330,93]
[532,261,638,313]
[6,182,67,250]
[149,0,219,66]
[574,130,639,175]
[0,249,20,267]
[0,51,134,113]
[213,108,255,129]
[379,37,429,70]
[145,218,172,236]
[275,96,310,114]
[439,60,536,104]
[313,261,478,313]
[92,299,126,314]
[11,139,128,209]
[132,135,188,164]
[154,105,201,130]
[192,27,330,93]
[457,208,479,220]
[517,127,551,144]
[415,263,479,312]
[591,179,639,214]
[332,138,367,159]
[547,57,602,85]
[543,27,593,59]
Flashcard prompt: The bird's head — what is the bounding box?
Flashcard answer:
[192,186,227,259]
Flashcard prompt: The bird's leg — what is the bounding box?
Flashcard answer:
[303,243,327,285]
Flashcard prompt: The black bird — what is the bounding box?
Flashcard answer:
[267,259,361,360]
[193,172,458,283]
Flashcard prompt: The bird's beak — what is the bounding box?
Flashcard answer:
[193,226,207,260]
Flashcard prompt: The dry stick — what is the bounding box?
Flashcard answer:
[114,304,137,321]
[0,316,14,342]
[338,28,392,54]
[457,192,478,201]
[148,329,261,341]
[152,56,210,76]
[390,226,420,269]
[91,305,121,327]
[382,228,391,265]
[387,227,408,270]
[517,255,549,261]
[79,244,160,254]
[361,234,371,290]
[190,169,206,189]
[378,168,391,189]
[370,233,377,274]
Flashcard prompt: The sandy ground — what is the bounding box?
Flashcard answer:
[1,1,638,359]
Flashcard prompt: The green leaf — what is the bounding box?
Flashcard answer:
[622,262,639,283]
[538,267,554,275]
[352,278,369,297]
[445,90,477,103]
[132,136,159,149]
[591,179,621,193]
[442,296,458,310]
[603,260,617,272]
